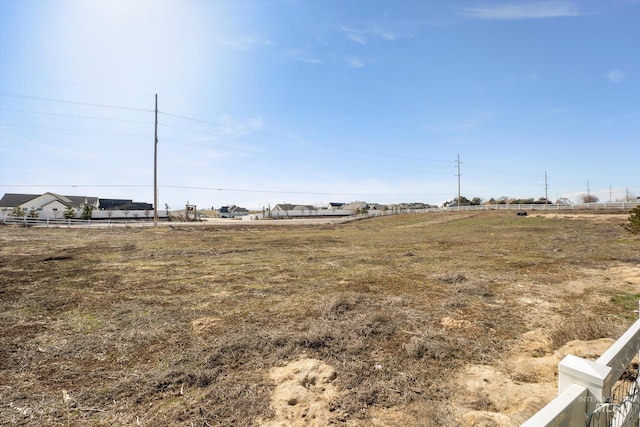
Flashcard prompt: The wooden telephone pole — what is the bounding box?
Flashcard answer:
[153,94,159,226]
[456,154,461,211]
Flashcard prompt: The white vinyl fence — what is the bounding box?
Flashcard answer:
[523,306,640,427]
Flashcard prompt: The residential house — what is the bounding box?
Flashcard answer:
[271,204,296,212]
[327,202,345,210]
[219,205,249,218]
[0,192,98,219]
[99,199,153,211]
[0,192,154,220]
[340,201,369,212]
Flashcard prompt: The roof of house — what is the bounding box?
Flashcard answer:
[0,193,40,207]
[341,201,369,210]
[1,193,140,210]
[273,204,296,211]
[65,195,99,207]
[293,205,315,211]
[113,202,152,211]
[99,198,153,210]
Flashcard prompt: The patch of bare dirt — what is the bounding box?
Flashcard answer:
[191,317,222,335]
[259,358,338,427]
[455,264,640,425]
[534,213,628,224]
[456,335,615,426]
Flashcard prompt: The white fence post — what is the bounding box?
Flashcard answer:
[524,316,640,426]
[558,356,612,402]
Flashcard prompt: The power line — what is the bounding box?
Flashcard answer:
[0,72,156,98]
[0,92,153,112]
[158,110,451,164]
[0,107,153,125]
[1,91,448,164]
[0,183,450,197]
[0,124,150,140]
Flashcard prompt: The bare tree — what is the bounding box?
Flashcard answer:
[580,194,599,203]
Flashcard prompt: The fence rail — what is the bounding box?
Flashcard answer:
[1,217,158,228]
[523,307,640,427]
[439,201,639,212]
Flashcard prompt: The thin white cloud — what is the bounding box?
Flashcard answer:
[607,69,625,83]
[288,49,323,64]
[348,33,367,45]
[460,2,583,20]
[339,24,398,44]
[345,56,366,69]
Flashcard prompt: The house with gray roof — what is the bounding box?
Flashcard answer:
[0,192,154,220]
[0,192,98,219]
[219,205,249,218]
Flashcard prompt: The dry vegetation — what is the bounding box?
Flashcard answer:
[1,211,639,426]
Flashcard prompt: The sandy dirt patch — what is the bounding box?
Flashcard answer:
[259,358,338,427]
[457,264,640,425]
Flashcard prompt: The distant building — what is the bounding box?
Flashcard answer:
[0,192,154,220]
[98,198,152,211]
[340,201,369,212]
[219,205,249,218]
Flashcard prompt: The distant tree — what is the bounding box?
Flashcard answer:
[11,206,24,217]
[580,194,599,203]
[80,204,94,220]
[27,207,39,218]
[443,196,470,207]
[63,205,76,219]
[556,198,571,205]
[511,198,534,204]
[623,206,640,235]
[470,197,482,206]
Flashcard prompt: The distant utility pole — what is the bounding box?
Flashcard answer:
[587,180,590,198]
[456,154,462,212]
[153,94,159,226]
[544,171,549,203]
[610,185,613,203]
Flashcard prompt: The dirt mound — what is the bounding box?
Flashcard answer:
[455,331,616,426]
[259,358,338,426]
[190,316,222,335]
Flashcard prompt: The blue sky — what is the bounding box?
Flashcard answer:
[1,0,638,210]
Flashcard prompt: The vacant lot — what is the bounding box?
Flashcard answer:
[1,211,639,426]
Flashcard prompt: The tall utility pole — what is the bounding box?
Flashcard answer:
[544,171,549,203]
[587,180,590,198]
[153,94,159,226]
[456,154,461,212]
[610,185,613,203]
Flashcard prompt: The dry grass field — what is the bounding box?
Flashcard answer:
[1,211,639,426]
